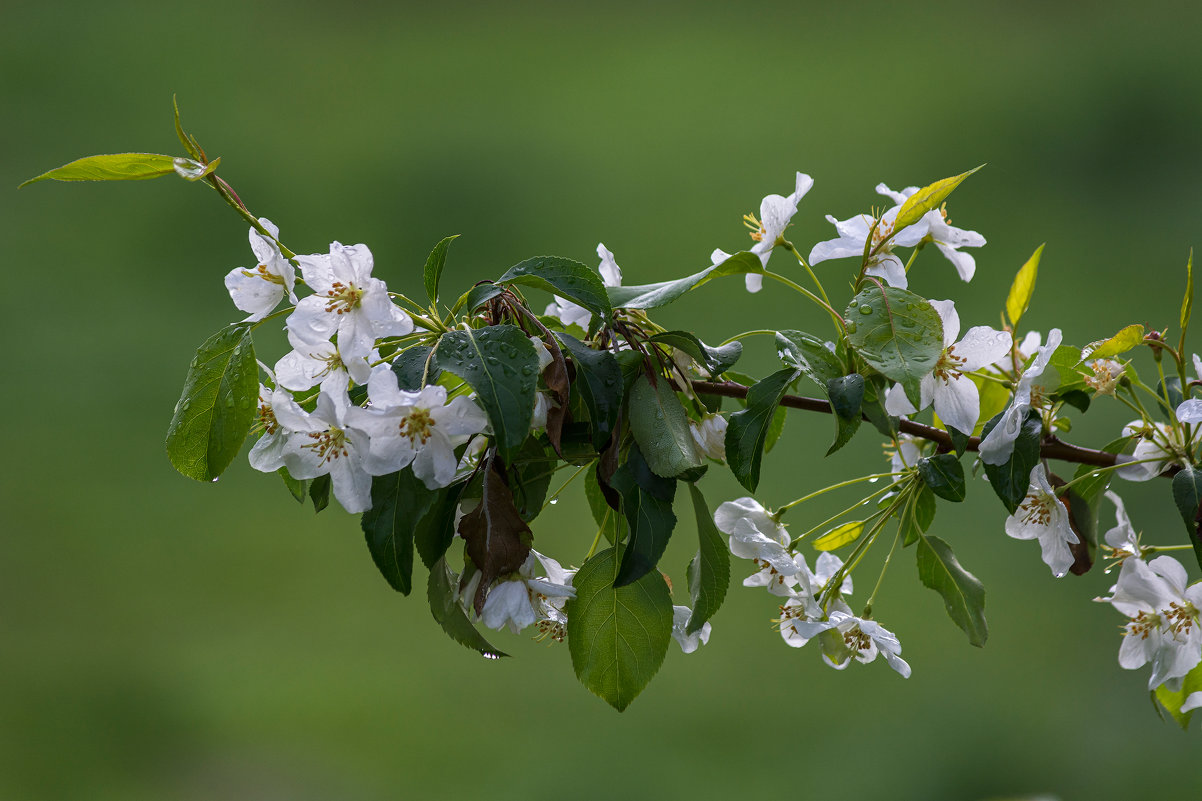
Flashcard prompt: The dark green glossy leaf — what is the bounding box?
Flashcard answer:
[725,368,801,492]
[555,332,622,449]
[947,425,970,456]
[435,325,538,464]
[428,557,507,659]
[826,374,864,456]
[650,331,742,377]
[510,439,558,522]
[309,474,331,513]
[165,323,258,482]
[566,546,673,711]
[585,464,622,545]
[686,483,730,634]
[361,470,435,595]
[764,406,788,454]
[627,375,704,478]
[1171,466,1202,571]
[415,482,465,569]
[456,283,505,314]
[21,153,177,187]
[918,454,966,502]
[845,286,943,407]
[499,255,612,319]
[611,445,678,587]
[900,484,937,547]
[392,346,440,391]
[776,330,843,386]
[917,534,988,647]
[606,251,762,310]
[980,410,1043,514]
[423,234,460,305]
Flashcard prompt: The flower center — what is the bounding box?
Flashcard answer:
[302,426,350,463]
[1017,490,1060,527]
[843,625,872,653]
[1125,610,1165,640]
[933,345,968,381]
[1166,601,1199,638]
[258,396,279,435]
[743,213,767,243]
[535,619,567,643]
[241,263,286,285]
[324,281,364,314]
[399,407,436,445]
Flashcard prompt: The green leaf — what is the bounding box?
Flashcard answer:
[1171,466,1202,571]
[415,482,465,569]
[585,464,622,545]
[435,325,538,464]
[685,483,730,634]
[776,330,844,387]
[165,323,258,482]
[422,234,460,305]
[627,375,704,478]
[918,454,967,502]
[392,345,439,391]
[554,332,622,449]
[510,439,558,521]
[826,374,864,456]
[611,444,678,587]
[650,331,742,377]
[607,251,763,310]
[566,546,673,711]
[498,255,612,319]
[764,406,788,454]
[814,520,865,552]
[172,95,204,162]
[900,484,937,547]
[892,165,984,233]
[916,534,988,647]
[428,557,507,659]
[1070,437,1132,502]
[725,368,801,492]
[980,410,1043,514]
[361,470,435,595]
[455,283,505,314]
[845,286,944,407]
[1155,659,1202,730]
[947,425,971,456]
[278,467,308,503]
[309,474,331,513]
[1005,244,1043,327]
[21,153,178,187]
[1080,324,1145,361]
[1181,250,1194,337]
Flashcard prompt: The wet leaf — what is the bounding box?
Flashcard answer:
[21,152,178,187]
[916,534,988,647]
[845,286,943,407]
[611,444,678,587]
[627,375,704,478]
[498,255,612,319]
[725,368,801,492]
[685,483,729,634]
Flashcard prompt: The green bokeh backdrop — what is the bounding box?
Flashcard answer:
[4,3,1201,799]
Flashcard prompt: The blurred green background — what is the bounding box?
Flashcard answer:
[5,2,1202,799]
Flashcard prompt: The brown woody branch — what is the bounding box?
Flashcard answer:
[691,380,1134,472]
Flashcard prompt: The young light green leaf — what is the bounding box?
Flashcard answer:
[278,467,308,503]
[555,332,622,449]
[725,368,801,492]
[1155,659,1202,730]
[165,323,258,482]
[361,469,436,595]
[1181,250,1195,340]
[650,331,743,377]
[916,534,988,647]
[1005,244,1043,328]
[21,153,178,187]
[566,546,674,711]
[814,520,866,552]
[607,251,762,310]
[611,445,678,587]
[627,375,704,478]
[423,234,460,305]
[1080,324,1145,361]
[892,165,984,234]
[434,325,538,464]
[918,453,967,502]
[428,557,508,659]
[845,286,944,407]
[498,256,612,319]
[685,483,730,634]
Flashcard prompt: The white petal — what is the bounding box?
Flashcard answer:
[934,241,978,282]
[865,255,907,288]
[932,374,981,435]
[744,272,764,293]
[808,237,864,265]
[928,299,960,347]
[884,382,919,416]
[597,242,622,287]
[954,327,1013,371]
[1178,399,1202,423]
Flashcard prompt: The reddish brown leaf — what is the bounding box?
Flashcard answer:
[458,459,533,614]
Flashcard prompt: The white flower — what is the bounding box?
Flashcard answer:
[978,328,1063,465]
[737,171,814,292]
[1004,464,1079,577]
[822,610,912,678]
[478,550,576,636]
[349,367,488,490]
[1102,490,1142,568]
[689,413,727,461]
[544,242,621,329]
[883,299,1012,433]
[875,183,985,282]
[286,242,413,361]
[671,606,712,654]
[275,342,373,396]
[223,218,297,322]
[1115,420,1185,482]
[777,552,853,646]
[808,188,932,289]
[247,384,296,473]
[714,497,799,585]
[888,434,924,474]
[1100,555,1202,690]
[271,387,374,514]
